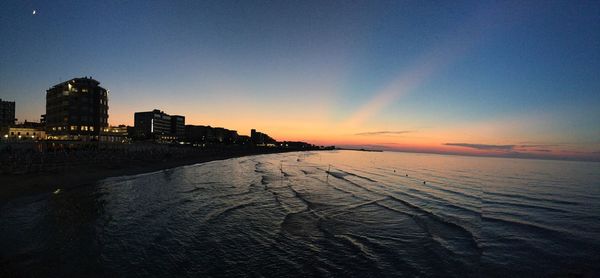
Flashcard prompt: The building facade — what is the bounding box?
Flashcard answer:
[45,77,109,140]
[134,109,184,141]
[0,98,16,127]
[1,122,46,141]
[99,125,132,143]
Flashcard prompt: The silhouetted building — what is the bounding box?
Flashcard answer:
[0,98,16,127]
[280,141,315,149]
[251,129,276,146]
[134,109,184,141]
[185,125,211,144]
[45,77,109,140]
[185,125,238,144]
[237,135,251,145]
[226,129,239,144]
[171,115,185,139]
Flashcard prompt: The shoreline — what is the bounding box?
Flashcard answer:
[0,147,310,203]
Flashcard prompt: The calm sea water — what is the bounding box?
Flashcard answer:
[1,150,599,277]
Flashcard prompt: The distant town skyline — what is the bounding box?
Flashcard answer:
[1,1,599,161]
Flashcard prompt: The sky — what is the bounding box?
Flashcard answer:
[1,0,599,161]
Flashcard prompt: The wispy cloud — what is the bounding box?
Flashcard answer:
[355,130,413,136]
[444,143,515,151]
[518,144,559,148]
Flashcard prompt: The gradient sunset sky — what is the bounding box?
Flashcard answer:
[1,1,599,160]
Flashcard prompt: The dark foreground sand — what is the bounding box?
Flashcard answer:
[0,147,305,203]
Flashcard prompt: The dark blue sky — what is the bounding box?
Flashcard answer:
[1,0,599,157]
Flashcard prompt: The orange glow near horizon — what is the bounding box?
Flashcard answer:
[106,106,599,161]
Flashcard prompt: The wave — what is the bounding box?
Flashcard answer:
[179,187,202,194]
[375,201,480,273]
[484,191,579,206]
[400,187,480,216]
[385,195,480,249]
[483,199,569,214]
[326,198,388,218]
[418,181,481,204]
[334,169,378,183]
[481,216,576,241]
[333,234,383,270]
[203,200,257,222]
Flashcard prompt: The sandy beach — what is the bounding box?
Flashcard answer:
[0,145,308,203]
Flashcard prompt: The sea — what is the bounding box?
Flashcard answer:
[1,150,599,277]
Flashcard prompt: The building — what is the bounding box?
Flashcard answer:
[45,77,109,140]
[100,125,132,143]
[236,135,251,145]
[171,115,185,139]
[184,125,211,144]
[184,125,238,144]
[134,109,184,141]
[279,141,315,149]
[0,98,16,127]
[251,129,276,146]
[1,122,46,141]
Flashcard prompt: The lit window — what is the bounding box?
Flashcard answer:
[89,126,94,131]
[71,126,77,131]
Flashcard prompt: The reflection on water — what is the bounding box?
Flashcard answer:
[1,150,599,277]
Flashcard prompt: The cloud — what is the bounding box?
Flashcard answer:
[444,143,515,151]
[355,130,413,136]
[517,144,559,148]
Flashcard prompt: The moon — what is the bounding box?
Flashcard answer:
[33,10,36,15]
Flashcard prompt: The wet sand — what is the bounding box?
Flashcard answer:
[0,147,303,203]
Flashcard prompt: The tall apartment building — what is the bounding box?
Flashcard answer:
[0,98,16,127]
[45,77,109,140]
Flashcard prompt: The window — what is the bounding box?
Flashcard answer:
[89,126,94,131]
[70,126,77,131]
